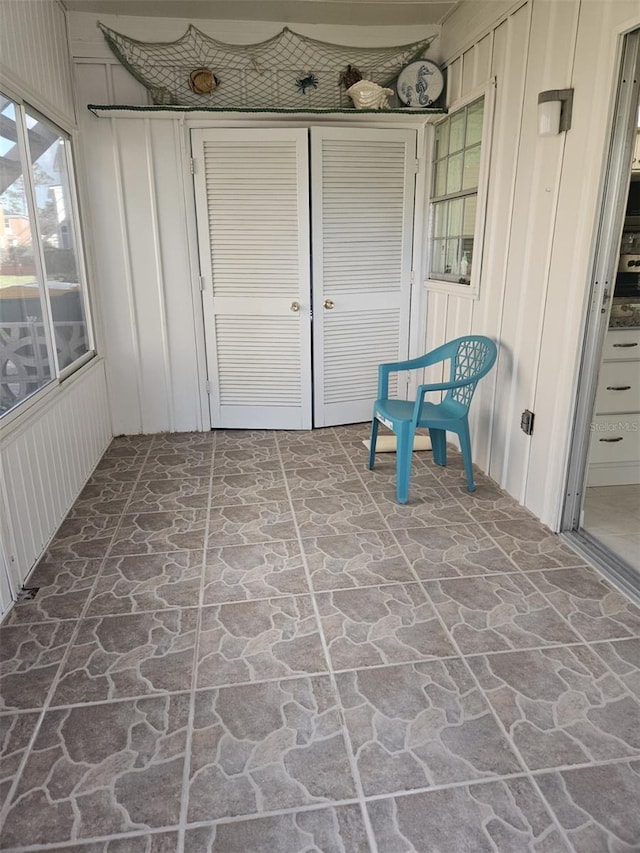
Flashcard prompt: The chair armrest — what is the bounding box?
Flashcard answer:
[416,378,473,395]
[377,352,448,399]
[410,378,474,422]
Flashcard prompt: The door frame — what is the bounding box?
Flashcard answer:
[185,115,432,431]
[561,29,640,599]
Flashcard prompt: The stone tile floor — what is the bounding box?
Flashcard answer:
[583,485,640,570]
[1,425,639,852]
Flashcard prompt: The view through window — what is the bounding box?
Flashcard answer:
[0,95,93,417]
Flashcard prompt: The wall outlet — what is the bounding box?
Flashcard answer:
[521,409,535,435]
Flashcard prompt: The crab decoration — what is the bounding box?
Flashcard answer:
[295,74,319,94]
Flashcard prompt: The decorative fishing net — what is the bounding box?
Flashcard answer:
[98,23,437,110]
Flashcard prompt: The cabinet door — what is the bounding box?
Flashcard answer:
[192,128,312,429]
[310,127,417,426]
[594,361,640,413]
[601,328,640,360]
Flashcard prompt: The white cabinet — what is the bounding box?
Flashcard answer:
[588,328,640,485]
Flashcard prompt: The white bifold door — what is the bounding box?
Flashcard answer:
[192,128,312,429]
[192,126,416,430]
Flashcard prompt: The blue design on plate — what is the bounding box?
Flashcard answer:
[397,60,443,108]
[415,65,434,105]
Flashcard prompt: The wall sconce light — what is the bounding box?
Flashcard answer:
[537,89,574,136]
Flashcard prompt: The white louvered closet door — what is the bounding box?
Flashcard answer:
[192,128,312,429]
[311,127,417,427]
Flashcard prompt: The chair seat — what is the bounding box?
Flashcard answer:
[375,397,467,425]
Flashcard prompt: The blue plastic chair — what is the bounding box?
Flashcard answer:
[368,335,498,503]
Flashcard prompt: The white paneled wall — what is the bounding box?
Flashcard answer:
[433,0,640,527]
[72,26,209,435]
[527,0,640,524]
[76,110,206,435]
[69,13,439,65]
[425,2,532,494]
[0,362,111,609]
[0,0,75,125]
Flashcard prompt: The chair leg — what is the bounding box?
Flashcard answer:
[396,423,413,504]
[430,429,447,467]
[368,417,379,470]
[458,421,476,492]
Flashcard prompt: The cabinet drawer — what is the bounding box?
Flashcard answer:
[589,415,640,464]
[595,361,640,413]
[602,329,640,360]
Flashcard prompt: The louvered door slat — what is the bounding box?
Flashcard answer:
[203,138,303,301]
[193,128,311,429]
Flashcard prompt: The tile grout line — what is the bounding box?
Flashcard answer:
[176,430,217,853]
[0,828,179,853]
[339,432,631,845]
[331,431,578,852]
[336,432,608,851]
[337,432,501,546]
[338,431,640,707]
[3,630,639,718]
[0,555,625,629]
[393,549,578,850]
[358,751,640,799]
[0,437,158,838]
[501,561,640,707]
[4,752,639,853]
[274,430,380,853]
[341,431,603,586]
[4,631,640,718]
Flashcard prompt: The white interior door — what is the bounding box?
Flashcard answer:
[311,126,417,426]
[192,128,312,429]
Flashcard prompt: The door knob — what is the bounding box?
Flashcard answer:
[290,301,300,312]
[324,299,335,309]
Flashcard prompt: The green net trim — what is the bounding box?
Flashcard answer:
[88,104,444,116]
[98,23,438,110]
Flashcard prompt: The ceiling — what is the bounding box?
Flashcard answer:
[60,0,458,26]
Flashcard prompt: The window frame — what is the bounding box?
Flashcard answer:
[0,90,96,425]
[425,80,496,300]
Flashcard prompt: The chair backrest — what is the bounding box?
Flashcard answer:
[445,336,497,409]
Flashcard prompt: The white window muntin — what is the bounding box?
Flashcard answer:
[426,80,496,299]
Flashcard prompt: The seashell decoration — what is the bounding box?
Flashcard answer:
[346,80,394,110]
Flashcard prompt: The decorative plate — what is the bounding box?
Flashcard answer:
[396,60,444,108]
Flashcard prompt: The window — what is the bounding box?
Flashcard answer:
[0,94,94,418]
[428,95,487,291]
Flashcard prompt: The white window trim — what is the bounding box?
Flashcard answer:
[425,78,497,300]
